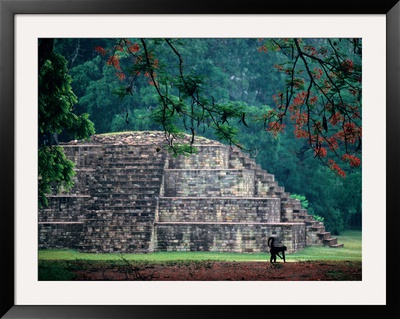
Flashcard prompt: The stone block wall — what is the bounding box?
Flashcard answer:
[38,222,84,249]
[38,131,337,254]
[63,145,103,169]
[163,169,255,197]
[167,145,230,169]
[39,195,89,223]
[39,135,166,253]
[158,197,281,223]
[154,222,305,253]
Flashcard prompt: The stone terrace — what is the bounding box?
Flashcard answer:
[38,131,343,253]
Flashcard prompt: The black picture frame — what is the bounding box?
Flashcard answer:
[1,0,399,318]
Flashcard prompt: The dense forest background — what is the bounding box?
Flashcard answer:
[48,38,361,234]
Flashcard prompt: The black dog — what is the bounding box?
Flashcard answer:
[268,237,287,263]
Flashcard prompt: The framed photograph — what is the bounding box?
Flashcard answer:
[1,0,399,318]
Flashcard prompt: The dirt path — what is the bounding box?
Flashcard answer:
[73,260,362,281]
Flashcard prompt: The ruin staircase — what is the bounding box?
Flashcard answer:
[228,147,343,248]
[40,143,167,253]
[38,132,344,253]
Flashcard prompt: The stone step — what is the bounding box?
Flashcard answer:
[243,164,260,170]
[284,200,302,208]
[305,220,322,226]
[229,149,249,157]
[294,214,314,221]
[268,189,285,195]
[103,147,164,153]
[317,231,331,240]
[94,194,159,200]
[280,193,291,202]
[255,172,274,181]
[85,213,154,219]
[92,191,160,197]
[323,237,338,246]
[85,218,155,225]
[92,173,163,178]
[101,155,165,160]
[91,179,162,184]
[291,216,312,222]
[330,243,344,248]
[99,163,165,169]
[102,164,164,169]
[89,198,158,204]
[91,180,161,188]
[90,189,161,195]
[38,218,85,223]
[293,209,308,215]
[91,180,162,185]
[311,225,326,232]
[90,198,159,204]
[90,198,156,204]
[87,208,154,213]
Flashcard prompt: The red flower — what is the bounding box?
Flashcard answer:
[328,159,346,178]
[309,96,318,105]
[341,59,354,72]
[257,45,268,53]
[128,43,140,53]
[106,56,121,71]
[266,122,286,137]
[328,112,343,126]
[293,91,308,106]
[94,46,107,56]
[313,67,323,79]
[315,147,327,158]
[342,154,361,167]
[116,72,126,81]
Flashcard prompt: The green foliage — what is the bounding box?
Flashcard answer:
[259,38,362,176]
[290,194,309,209]
[38,260,77,281]
[312,215,325,223]
[52,38,362,232]
[290,193,325,222]
[77,66,125,133]
[110,108,155,132]
[38,39,95,207]
[39,48,94,139]
[38,146,75,208]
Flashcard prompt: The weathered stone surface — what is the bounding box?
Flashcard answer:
[38,131,338,254]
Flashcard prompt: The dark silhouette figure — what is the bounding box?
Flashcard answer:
[268,237,287,263]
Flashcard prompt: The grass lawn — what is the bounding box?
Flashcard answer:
[38,229,361,263]
[291,229,361,261]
